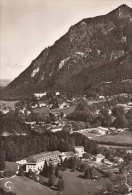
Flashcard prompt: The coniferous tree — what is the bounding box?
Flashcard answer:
[55,167,59,178]
[0,158,5,171]
[57,178,64,192]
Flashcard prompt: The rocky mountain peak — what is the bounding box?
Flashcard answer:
[1,4,132,99]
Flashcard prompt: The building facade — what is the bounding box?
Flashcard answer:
[74,146,84,157]
[25,151,61,172]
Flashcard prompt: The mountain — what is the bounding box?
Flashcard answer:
[1,4,132,99]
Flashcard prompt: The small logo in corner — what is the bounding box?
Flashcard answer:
[5,181,14,192]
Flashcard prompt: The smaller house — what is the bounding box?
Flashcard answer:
[103,159,114,166]
[38,102,46,108]
[55,92,60,96]
[25,121,36,125]
[93,110,100,115]
[127,102,132,106]
[31,104,38,109]
[99,96,105,100]
[2,108,9,114]
[126,150,132,154]
[59,102,69,109]
[96,154,105,163]
[74,146,84,157]
[117,128,124,133]
[113,156,124,164]
[34,92,47,98]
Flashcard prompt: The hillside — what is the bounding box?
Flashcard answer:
[1,4,132,99]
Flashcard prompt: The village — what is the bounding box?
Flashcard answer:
[1,91,132,136]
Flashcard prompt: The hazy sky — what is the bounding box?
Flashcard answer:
[1,0,132,80]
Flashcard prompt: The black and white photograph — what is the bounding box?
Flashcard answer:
[0,0,132,194]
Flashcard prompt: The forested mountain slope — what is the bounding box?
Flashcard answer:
[1,4,132,99]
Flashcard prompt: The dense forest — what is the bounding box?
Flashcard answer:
[0,112,31,135]
[0,131,99,162]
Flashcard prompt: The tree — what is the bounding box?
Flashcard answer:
[57,178,64,191]
[60,112,64,119]
[83,153,90,159]
[48,163,54,178]
[80,163,88,172]
[48,174,56,187]
[27,169,36,180]
[0,158,5,171]
[114,114,128,128]
[84,168,95,179]
[55,167,59,178]
[41,161,49,177]
[84,169,90,179]
[62,124,71,132]
[62,158,68,170]
[118,184,128,194]
[18,168,24,176]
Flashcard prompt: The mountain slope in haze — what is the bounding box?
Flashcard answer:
[2,4,132,99]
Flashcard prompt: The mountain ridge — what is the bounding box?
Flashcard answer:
[1,4,132,99]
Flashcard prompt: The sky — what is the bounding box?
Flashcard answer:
[1,0,132,80]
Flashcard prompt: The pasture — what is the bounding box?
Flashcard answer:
[60,169,110,195]
[51,105,76,115]
[80,130,132,145]
[0,176,54,195]
[33,106,50,116]
[0,100,18,108]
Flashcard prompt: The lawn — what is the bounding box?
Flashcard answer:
[60,169,110,195]
[0,169,110,195]
[0,100,18,108]
[33,107,50,116]
[0,176,54,195]
[80,130,132,145]
[51,106,76,115]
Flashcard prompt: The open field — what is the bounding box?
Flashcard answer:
[98,144,132,149]
[87,99,107,105]
[0,176,54,195]
[0,100,18,108]
[59,169,110,195]
[33,107,50,116]
[51,105,76,115]
[80,130,132,145]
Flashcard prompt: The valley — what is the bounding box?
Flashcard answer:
[0,3,132,195]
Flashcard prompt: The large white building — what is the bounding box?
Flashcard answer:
[23,151,61,172]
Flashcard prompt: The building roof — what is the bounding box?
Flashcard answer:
[60,151,75,157]
[74,146,84,148]
[113,156,123,161]
[96,154,105,158]
[26,151,61,164]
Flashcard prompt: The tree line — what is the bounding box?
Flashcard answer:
[0,131,99,162]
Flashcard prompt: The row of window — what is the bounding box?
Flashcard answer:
[37,154,58,162]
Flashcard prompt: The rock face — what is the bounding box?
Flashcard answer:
[2,4,132,98]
